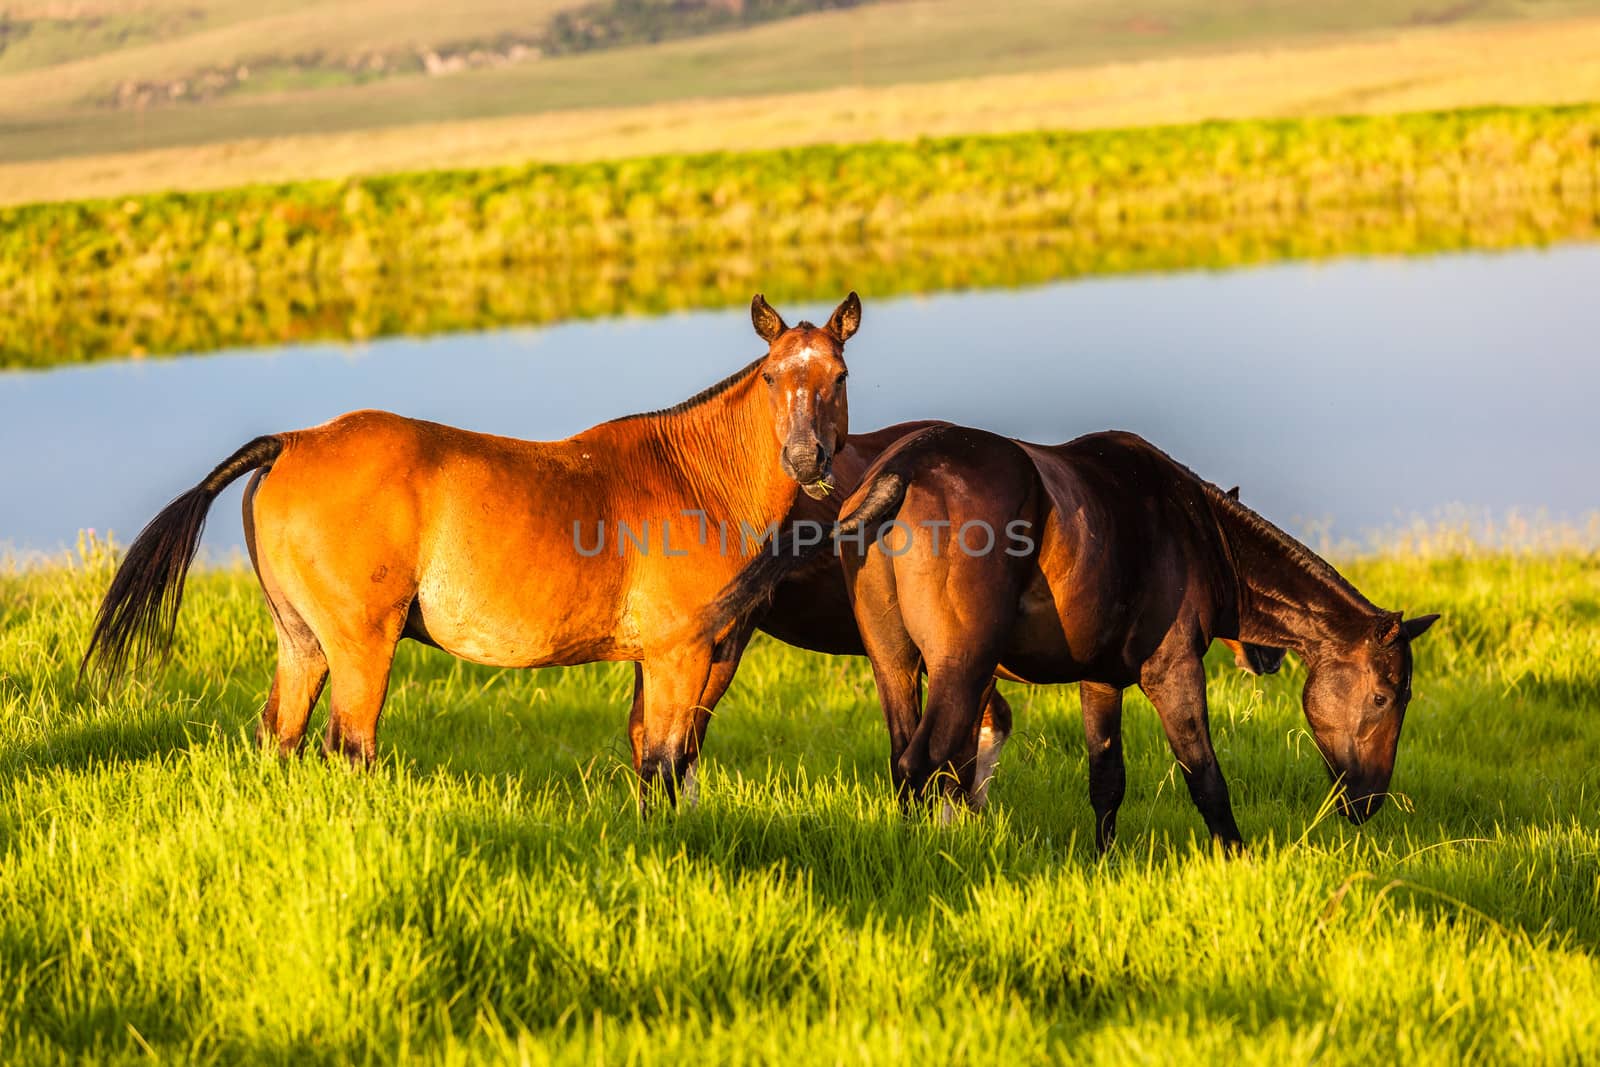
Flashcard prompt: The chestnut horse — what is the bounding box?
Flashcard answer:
[84,292,863,805]
[703,425,1436,849]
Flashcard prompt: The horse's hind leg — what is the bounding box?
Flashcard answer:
[905,659,1000,813]
[258,626,328,756]
[856,578,1014,811]
[245,472,328,756]
[899,678,1011,813]
[243,466,406,767]
[869,654,924,807]
[322,632,401,767]
[889,560,1019,810]
[847,549,925,806]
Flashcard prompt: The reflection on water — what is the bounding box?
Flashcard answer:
[10,204,1598,371]
[3,245,1598,557]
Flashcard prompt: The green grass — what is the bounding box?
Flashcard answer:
[2,544,1598,1063]
[4,104,1598,369]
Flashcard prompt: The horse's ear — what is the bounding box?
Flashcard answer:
[1225,486,1240,499]
[827,291,861,343]
[1401,613,1440,641]
[751,294,787,343]
[1374,611,1403,646]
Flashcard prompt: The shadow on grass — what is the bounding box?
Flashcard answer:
[0,702,231,779]
[0,926,219,1062]
[1498,672,1600,710]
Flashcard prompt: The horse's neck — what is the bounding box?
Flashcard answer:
[637,376,795,532]
[1217,504,1377,653]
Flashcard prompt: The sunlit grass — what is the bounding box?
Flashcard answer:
[1,540,1597,1063]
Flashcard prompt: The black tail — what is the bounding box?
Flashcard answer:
[82,435,284,679]
[693,469,909,647]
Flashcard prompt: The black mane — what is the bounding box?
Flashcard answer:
[1202,481,1375,612]
[604,355,765,425]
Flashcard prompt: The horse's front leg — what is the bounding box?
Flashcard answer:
[632,643,718,814]
[677,637,751,808]
[1139,647,1245,851]
[1080,681,1126,852]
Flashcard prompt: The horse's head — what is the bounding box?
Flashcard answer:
[1302,611,1440,823]
[750,292,859,499]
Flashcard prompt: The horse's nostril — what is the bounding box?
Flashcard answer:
[786,442,826,477]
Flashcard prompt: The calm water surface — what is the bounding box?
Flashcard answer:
[3,245,1598,556]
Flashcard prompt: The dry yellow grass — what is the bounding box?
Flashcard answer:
[0,0,573,101]
[5,14,1600,206]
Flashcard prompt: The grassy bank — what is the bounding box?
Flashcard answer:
[5,104,1599,369]
[1,546,1597,1063]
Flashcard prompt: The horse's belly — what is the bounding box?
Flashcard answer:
[995,566,1126,684]
[990,575,1073,683]
[411,560,636,668]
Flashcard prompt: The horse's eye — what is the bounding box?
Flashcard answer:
[835,372,848,387]
[762,373,775,386]
[1373,693,1389,708]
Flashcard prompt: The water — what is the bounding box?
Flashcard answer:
[3,245,1598,558]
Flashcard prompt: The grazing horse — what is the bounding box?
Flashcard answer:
[84,292,864,805]
[703,426,1437,849]
[687,435,1284,814]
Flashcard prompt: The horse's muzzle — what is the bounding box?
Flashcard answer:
[782,444,833,497]
[1336,788,1387,825]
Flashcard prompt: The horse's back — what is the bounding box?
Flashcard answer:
[1019,431,1233,675]
[247,409,631,667]
[1026,430,1222,561]
[252,410,576,563]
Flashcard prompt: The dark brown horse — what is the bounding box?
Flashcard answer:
[703,425,1437,849]
[643,420,1018,809]
[84,292,864,805]
[685,434,1283,814]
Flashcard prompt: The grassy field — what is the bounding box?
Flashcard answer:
[1,540,1597,1063]
[7,11,1600,205]
[4,104,1597,368]
[11,1,1600,158]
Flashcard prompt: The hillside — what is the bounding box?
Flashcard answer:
[7,0,1600,167]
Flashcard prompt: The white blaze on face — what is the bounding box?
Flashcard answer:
[771,344,822,374]
[774,344,826,433]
